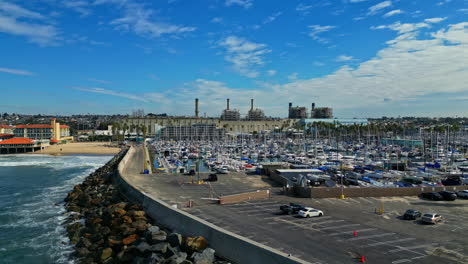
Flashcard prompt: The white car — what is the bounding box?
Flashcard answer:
[456,190,468,199]
[298,207,324,218]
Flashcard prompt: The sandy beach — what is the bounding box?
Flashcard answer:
[30,142,121,155]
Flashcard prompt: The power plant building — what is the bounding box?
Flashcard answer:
[247,99,265,121]
[288,103,308,119]
[311,107,333,119]
[221,98,241,121]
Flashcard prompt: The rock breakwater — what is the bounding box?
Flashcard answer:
[64,148,228,264]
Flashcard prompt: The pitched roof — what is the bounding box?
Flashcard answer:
[15,125,52,128]
[0,125,12,128]
[0,138,35,144]
[60,125,70,128]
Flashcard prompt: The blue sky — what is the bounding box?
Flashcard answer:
[0,0,467,118]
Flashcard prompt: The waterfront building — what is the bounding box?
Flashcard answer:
[0,125,14,134]
[299,118,369,128]
[13,118,73,143]
[0,138,48,154]
[0,134,14,141]
[158,124,226,141]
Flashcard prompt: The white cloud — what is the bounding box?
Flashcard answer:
[160,21,468,117]
[313,61,325,66]
[266,70,276,76]
[308,25,336,44]
[383,9,402,18]
[95,0,196,38]
[210,17,223,24]
[218,36,271,78]
[88,78,112,84]
[0,2,58,46]
[424,17,446,24]
[0,15,59,46]
[288,72,299,81]
[263,12,282,24]
[0,67,35,76]
[296,3,313,15]
[63,0,92,17]
[73,87,149,102]
[368,1,392,16]
[336,55,354,62]
[73,86,171,103]
[371,18,447,43]
[0,2,45,19]
[436,0,452,6]
[225,0,253,9]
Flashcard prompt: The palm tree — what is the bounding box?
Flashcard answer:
[141,124,147,138]
[123,123,129,138]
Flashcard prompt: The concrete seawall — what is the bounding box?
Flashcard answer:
[115,147,310,264]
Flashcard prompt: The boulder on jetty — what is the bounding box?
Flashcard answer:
[63,148,229,264]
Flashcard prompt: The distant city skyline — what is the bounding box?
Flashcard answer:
[0,0,467,117]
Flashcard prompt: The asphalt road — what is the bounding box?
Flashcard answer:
[122,147,467,264]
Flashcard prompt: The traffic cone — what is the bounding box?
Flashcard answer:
[360,255,366,263]
[353,230,358,237]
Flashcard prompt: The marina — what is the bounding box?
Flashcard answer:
[148,126,468,192]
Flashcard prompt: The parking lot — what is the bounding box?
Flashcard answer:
[184,196,468,264]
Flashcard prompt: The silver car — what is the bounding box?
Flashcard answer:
[421,213,443,224]
[456,190,468,199]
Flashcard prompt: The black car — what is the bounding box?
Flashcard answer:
[280,203,306,215]
[403,209,422,220]
[438,191,457,201]
[421,192,443,201]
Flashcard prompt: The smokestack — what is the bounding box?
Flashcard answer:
[312,103,315,110]
[250,99,254,111]
[227,98,230,110]
[195,98,199,118]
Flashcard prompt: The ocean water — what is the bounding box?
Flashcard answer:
[0,154,113,264]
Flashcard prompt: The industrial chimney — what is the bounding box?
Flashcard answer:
[195,98,199,118]
[250,99,254,111]
[227,98,230,110]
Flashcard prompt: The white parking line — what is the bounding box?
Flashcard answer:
[366,237,416,247]
[329,228,377,236]
[307,219,345,226]
[346,232,396,241]
[388,244,437,253]
[318,224,360,231]
[392,259,412,264]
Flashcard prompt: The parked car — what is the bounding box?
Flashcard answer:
[420,192,443,201]
[421,213,443,224]
[438,191,457,201]
[456,190,468,199]
[403,209,422,220]
[204,173,218,182]
[280,203,306,215]
[298,207,324,218]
